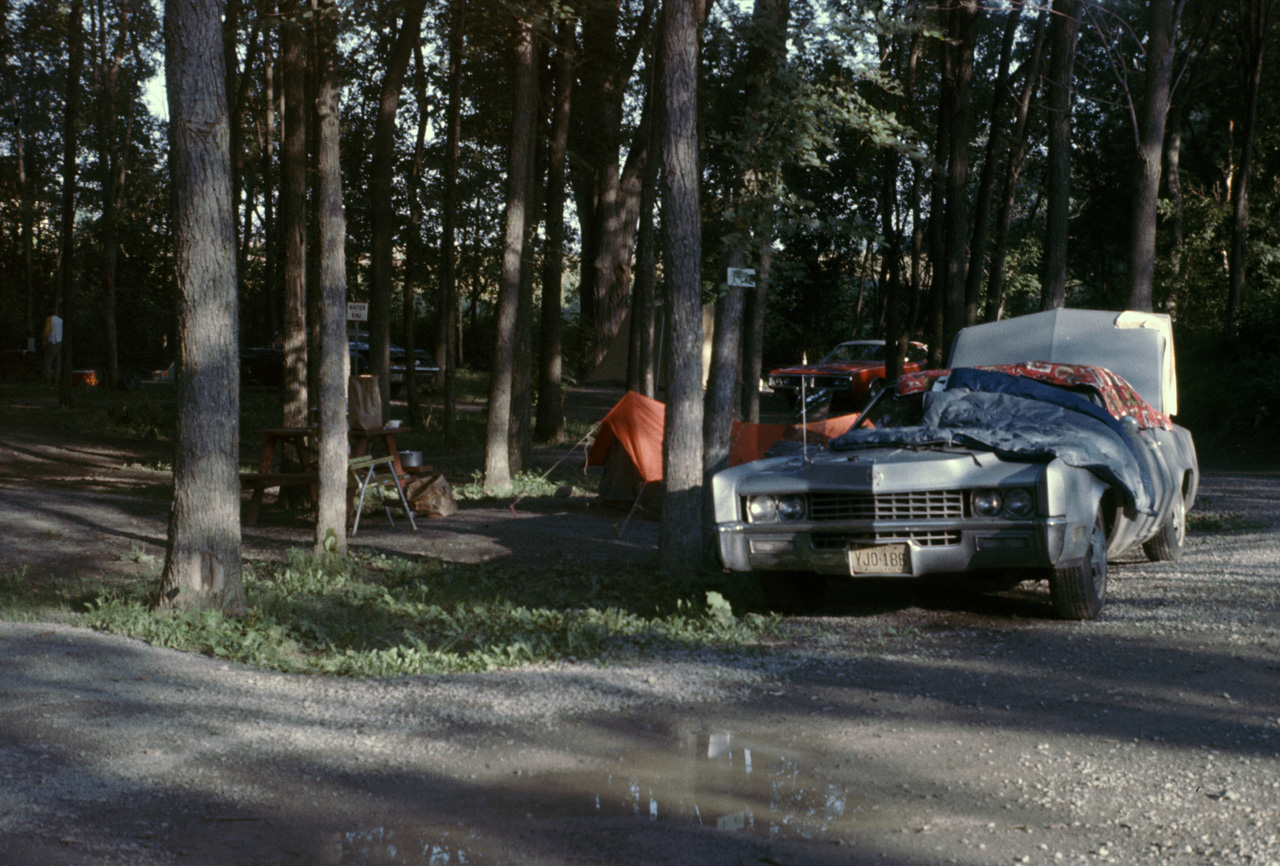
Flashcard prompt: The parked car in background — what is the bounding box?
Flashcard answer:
[714,309,1198,620]
[767,340,929,409]
[241,336,439,397]
[349,340,439,397]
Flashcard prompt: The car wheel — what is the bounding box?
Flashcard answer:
[1142,486,1186,563]
[759,571,827,614]
[1048,512,1108,620]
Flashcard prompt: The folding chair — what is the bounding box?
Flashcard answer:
[348,455,418,535]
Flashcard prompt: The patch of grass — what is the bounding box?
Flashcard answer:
[23,550,782,677]
[0,567,103,623]
[451,470,592,501]
[1187,510,1264,533]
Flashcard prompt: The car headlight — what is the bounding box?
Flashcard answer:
[746,495,779,523]
[777,495,806,521]
[745,494,806,523]
[972,489,1003,518]
[972,488,1036,518]
[1003,487,1035,518]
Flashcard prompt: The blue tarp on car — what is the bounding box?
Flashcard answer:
[831,369,1156,515]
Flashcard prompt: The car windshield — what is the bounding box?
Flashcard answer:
[822,343,884,363]
[853,389,924,430]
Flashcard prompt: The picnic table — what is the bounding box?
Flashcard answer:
[241,427,318,526]
[241,425,429,528]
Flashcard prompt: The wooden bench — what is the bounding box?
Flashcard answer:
[241,471,318,526]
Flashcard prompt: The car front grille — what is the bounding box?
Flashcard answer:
[811,529,961,549]
[808,490,966,521]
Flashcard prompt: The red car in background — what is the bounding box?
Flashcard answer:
[767,339,929,409]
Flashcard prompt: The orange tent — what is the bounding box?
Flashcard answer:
[587,391,862,485]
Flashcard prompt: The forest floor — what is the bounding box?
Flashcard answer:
[1,383,1279,865]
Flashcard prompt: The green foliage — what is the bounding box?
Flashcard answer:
[1186,508,1264,533]
[60,550,779,676]
[451,470,592,502]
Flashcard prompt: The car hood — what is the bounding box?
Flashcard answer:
[831,378,1155,514]
[770,360,882,377]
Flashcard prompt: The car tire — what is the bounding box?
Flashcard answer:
[1048,513,1108,620]
[759,571,827,614]
[1142,486,1186,563]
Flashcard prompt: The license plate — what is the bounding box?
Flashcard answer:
[848,543,910,575]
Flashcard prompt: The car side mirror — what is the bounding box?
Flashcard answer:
[1120,415,1140,437]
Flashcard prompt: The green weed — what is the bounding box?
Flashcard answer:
[53,551,781,676]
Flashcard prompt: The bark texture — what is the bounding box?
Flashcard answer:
[369,0,427,418]
[659,0,704,583]
[313,0,348,556]
[536,17,574,444]
[1041,0,1080,311]
[280,3,308,431]
[1125,0,1185,312]
[159,0,245,614]
[483,19,538,495]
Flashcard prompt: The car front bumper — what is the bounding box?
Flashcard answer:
[716,516,1070,577]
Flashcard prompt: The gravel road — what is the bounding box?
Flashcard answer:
[1,413,1278,865]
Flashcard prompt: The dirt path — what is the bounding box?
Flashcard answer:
[1,392,1278,865]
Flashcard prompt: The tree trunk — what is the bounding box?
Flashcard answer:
[313,0,348,557]
[1041,0,1080,311]
[632,53,662,401]
[536,16,574,443]
[511,71,545,475]
[987,4,1047,321]
[261,28,278,338]
[57,0,85,408]
[1164,93,1185,286]
[1225,0,1272,344]
[1125,0,1185,312]
[738,0,789,422]
[942,0,978,352]
[369,0,427,419]
[280,1,308,430]
[404,44,429,430]
[439,0,464,449]
[659,0,704,584]
[158,0,245,615]
[92,0,135,390]
[570,0,656,370]
[925,10,951,368]
[964,1,1021,328]
[483,18,538,495]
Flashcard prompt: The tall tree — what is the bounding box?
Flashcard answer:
[158,0,245,614]
[483,16,538,495]
[1225,0,1275,342]
[403,43,429,430]
[1121,0,1187,312]
[314,0,348,556]
[941,0,978,349]
[280,0,308,432]
[965,1,1022,327]
[659,0,704,582]
[438,0,464,449]
[1041,0,1081,311]
[57,0,85,407]
[571,0,655,369]
[368,0,428,419]
[737,0,789,423]
[986,3,1047,321]
[536,13,574,444]
[90,0,142,389]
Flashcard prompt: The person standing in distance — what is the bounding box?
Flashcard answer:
[42,312,62,384]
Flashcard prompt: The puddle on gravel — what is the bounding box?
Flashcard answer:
[338,728,875,864]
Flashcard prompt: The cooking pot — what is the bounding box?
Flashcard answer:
[399,450,424,468]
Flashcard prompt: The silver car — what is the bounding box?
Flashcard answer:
[712,309,1199,620]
